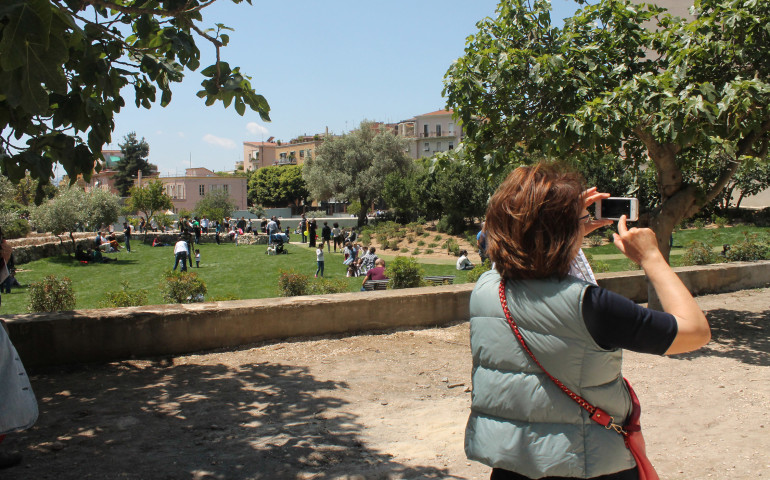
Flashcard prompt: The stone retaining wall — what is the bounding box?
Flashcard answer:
[10,233,125,264]
[4,261,769,368]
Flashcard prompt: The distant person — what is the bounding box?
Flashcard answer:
[321,222,332,252]
[195,249,201,268]
[359,247,378,273]
[315,240,325,278]
[299,214,308,243]
[123,222,131,253]
[332,222,343,252]
[308,218,317,248]
[477,222,487,263]
[173,237,188,272]
[456,249,474,270]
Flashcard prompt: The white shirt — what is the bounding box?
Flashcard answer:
[316,248,324,262]
[174,240,188,255]
[457,255,472,270]
[266,220,277,234]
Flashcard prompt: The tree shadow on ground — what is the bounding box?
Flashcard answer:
[671,308,769,367]
[4,359,460,479]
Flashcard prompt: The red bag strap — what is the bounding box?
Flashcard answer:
[498,279,626,434]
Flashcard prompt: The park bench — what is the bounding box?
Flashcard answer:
[423,275,455,286]
[362,279,389,291]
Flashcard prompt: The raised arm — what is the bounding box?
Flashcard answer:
[613,216,711,355]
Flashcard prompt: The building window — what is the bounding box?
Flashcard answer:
[279,153,287,160]
[424,142,430,151]
[436,125,442,136]
[424,124,429,137]
[299,150,304,158]
[437,142,442,151]
[448,123,455,134]
[178,184,185,200]
[449,142,454,150]
[223,184,229,193]
[199,185,205,196]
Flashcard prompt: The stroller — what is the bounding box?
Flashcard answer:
[268,233,289,255]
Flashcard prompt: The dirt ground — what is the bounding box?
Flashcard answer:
[2,287,769,480]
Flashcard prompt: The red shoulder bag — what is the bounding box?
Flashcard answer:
[498,280,659,480]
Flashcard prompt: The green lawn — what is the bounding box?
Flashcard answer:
[1,241,472,315]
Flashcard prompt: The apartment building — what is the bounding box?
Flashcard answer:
[242,139,277,171]
[141,167,248,213]
[242,135,324,171]
[397,110,463,159]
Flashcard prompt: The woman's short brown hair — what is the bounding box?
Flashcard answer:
[485,163,584,280]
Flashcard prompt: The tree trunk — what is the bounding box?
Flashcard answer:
[357,196,369,229]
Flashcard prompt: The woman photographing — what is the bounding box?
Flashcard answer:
[465,163,710,479]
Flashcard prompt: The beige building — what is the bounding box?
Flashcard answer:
[139,167,248,213]
[397,110,463,159]
[242,135,324,171]
[242,139,277,171]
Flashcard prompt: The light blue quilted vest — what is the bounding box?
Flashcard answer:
[465,269,635,478]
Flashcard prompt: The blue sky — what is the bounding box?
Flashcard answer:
[105,0,579,177]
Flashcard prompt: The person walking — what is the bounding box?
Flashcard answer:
[315,241,325,278]
[331,222,342,252]
[299,214,307,243]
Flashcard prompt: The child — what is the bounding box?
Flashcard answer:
[195,249,201,268]
[315,241,325,278]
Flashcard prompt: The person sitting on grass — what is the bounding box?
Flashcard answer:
[75,244,90,262]
[152,237,167,247]
[359,246,378,274]
[89,247,116,263]
[361,258,387,290]
[456,249,475,270]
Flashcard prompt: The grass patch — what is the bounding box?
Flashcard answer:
[1,241,469,314]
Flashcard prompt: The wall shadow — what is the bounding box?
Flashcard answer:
[3,358,461,479]
[671,308,769,366]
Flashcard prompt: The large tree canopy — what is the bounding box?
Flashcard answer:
[0,0,270,202]
[248,165,309,208]
[303,121,412,228]
[444,0,770,259]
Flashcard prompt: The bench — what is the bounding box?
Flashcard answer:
[423,275,455,286]
[362,279,389,291]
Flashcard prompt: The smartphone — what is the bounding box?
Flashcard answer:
[596,197,639,221]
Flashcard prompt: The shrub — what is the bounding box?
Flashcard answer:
[428,242,438,248]
[277,269,310,297]
[28,275,76,312]
[725,235,769,262]
[588,235,604,247]
[2,218,31,239]
[680,241,719,266]
[692,218,706,229]
[308,278,349,295]
[466,233,477,249]
[436,214,465,235]
[422,232,431,237]
[360,233,371,245]
[434,235,442,241]
[412,248,421,255]
[379,239,390,250]
[425,249,434,254]
[417,240,425,247]
[161,271,208,303]
[414,225,424,235]
[712,215,728,228]
[101,281,149,308]
[406,234,416,243]
[388,256,424,289]
[466,260,492,283]
[444,238,460,256]
[400,247,409,253]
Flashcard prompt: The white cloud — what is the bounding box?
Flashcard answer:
[202,134,236,149]
[246,122,269,136]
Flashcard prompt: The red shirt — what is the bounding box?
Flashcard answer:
[366,266,387,281]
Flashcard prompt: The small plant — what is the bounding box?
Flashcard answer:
[412,247,421,255]
[400,247,409,253]
[421,232,431,237]
[434,234,442,241]
[379,239,390,250]
[692,218,706,229]
[161,271,208,303]
[428,242,439,248]
[308,278,349,295]
[28,275,76,312]
[388,256,425,289]
[417,240,425,247]
[425,248,434,254]
[414,225,424,235]
[101,281,149,308]
[406,234,416,243]
[712,215,728,228]
[277,269,310,297]
[360,233,371,245]
[444,238,460,256]
[466,260,492,283]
